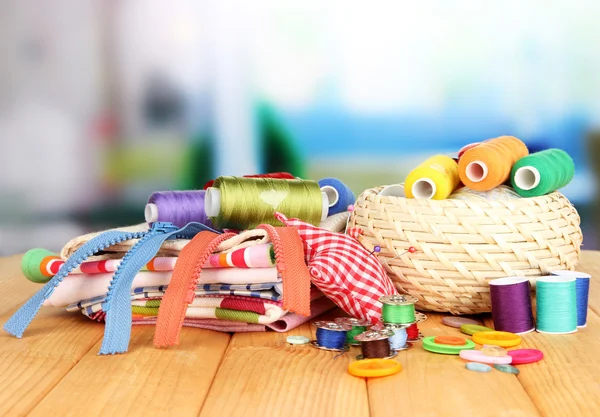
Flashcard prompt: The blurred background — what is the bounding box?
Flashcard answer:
[1,0,600,255]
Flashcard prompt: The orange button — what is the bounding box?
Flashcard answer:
[348,359,402,378]
[434,336,467,346]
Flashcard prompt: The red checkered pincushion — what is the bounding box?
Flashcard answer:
[274,212,397,323]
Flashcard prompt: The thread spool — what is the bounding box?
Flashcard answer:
[536,276,577,334]
[458,136,529,191]
[203,172,296,190]
[380,295,417,325]
[378,184,406,197]
[318,178,355,216]
[551,270,591,328]
[205,177,328,230]
[355,330,396,359]
[385,324,409,351]
[404,155,460,200]
[335,317,369,346]
[21,248,61,283]
[489,277,535,334]
[406,323,420,341]
[145,190,215,229]
[511,149,575,197]
[312,321,351,351]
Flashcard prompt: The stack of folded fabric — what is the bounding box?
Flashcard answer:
[39,217,348,333]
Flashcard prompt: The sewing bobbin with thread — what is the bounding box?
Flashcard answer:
[205,176,328,230]
[404,155,460,200]
[380,294,418,325]
[355,330,397,360]
[311,321,351,352]
[459,136,529,191]
[318,178,355,216]
[511,149,575,197]
[145,190,215,229]
[335,317,369,346]
[384,324,411,351]
[551,270,591,328]
[489,277,535,334]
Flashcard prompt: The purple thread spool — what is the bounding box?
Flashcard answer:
[145,190,214,229]
[489,277,535,334]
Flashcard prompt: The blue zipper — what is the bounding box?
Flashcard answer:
[4,221,219,355]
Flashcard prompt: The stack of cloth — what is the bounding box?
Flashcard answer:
[42,215,350,333]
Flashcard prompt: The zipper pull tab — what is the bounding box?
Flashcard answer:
[150,222,179,234]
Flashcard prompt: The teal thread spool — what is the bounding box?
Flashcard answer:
[335,317,369,346]
[511,149,575,197]
[536,276,578,334]
[380,295,417,325]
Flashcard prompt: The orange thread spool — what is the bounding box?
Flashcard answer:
[458,136,529,191]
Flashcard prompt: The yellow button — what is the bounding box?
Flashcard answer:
[473,331,521,348]
[348,359,402,378]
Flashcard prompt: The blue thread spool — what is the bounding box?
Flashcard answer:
[385,324,409,351]
[312,321,351,351]
[318,178,355,216]
[551,271,591,328]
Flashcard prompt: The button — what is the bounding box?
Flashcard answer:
[472,331,521,348]
[434,336,467,346]
[422,336,475,355]
[348,359,402,378]
[286,336,310,345]
[493,364,520,375]
[460,324,494,335]
[481,345,507,357]
[459,349,512,364]
[442,316,480,328]
[507,349,544,364]
[465,362,492,373]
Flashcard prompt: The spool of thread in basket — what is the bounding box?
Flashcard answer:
[458,136,529,191]
[205,176,328,230]
[551,270,591,328]
[536,276,578,334]
[145,190,214,228]
[404,155,460,200]
[489,277,535,334]
[510,149,575,197]
[318,178,355,216]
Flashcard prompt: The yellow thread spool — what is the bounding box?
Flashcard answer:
[404,155,460,200]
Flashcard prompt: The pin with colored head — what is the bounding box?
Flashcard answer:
[21,248,62,283]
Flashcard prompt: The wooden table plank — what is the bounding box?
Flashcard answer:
[577,251,599,314]
[199,319,370,417]
[0,255,105,416]
[28,326,231,417]
[368,314,541,417]
[481,311,600,417]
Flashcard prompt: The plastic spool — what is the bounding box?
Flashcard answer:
[551,270,591,328]
[489,277,535,334]
[378,184,406,197]
[465,160,489,183]
[411,178,437,199]
[513,166,541,191]
[205,187,328,222]
[145,203,159,223]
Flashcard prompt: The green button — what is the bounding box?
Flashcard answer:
[460,324,494,336]
[287,336,310,345]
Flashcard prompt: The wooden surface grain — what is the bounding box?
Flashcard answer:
[0,252,598,416]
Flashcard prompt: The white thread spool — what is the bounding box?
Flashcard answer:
[378,184,406,197]
[465,161,489,183]
[410,178,436,199]
[513,166,541,191]
[145,204,159,223]
[205,187,328,221]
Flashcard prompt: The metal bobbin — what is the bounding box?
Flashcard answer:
[379,294,418,306]
[311,321,351,352]
[355,329,398,359]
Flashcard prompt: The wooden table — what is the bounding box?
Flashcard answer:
[0,253,598,417]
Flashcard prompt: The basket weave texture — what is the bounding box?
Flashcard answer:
[349,186,583,314]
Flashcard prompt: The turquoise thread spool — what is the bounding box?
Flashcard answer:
[511,149,575,197]
[536,276,577,334]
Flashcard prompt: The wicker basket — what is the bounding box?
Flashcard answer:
[349,186,583,314]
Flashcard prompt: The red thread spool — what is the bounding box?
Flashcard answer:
[407,323,419,340]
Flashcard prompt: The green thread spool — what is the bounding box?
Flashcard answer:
[380,295,417,324]
[335,317,369,345]
[511,149,575,197]
[205,176,328,230]
[536,276,577,334]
